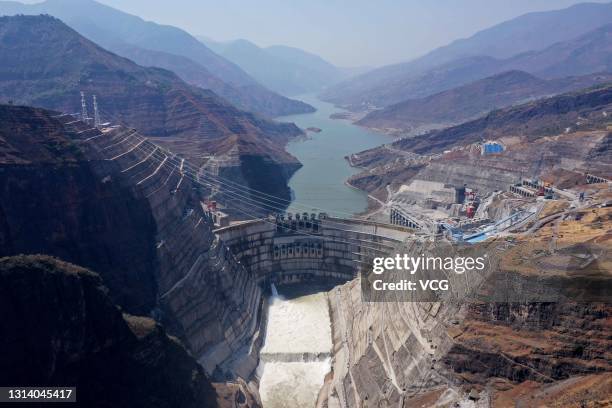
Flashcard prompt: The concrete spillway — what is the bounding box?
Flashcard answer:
[258,286,332,407]
[215,219,414,406]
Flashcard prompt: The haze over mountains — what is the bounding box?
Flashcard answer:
[202,37,363,96]
[322,1,612,111]
[0,15,301,143]
[0,0,315,117]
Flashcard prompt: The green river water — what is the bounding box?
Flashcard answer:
[279,94,391,217]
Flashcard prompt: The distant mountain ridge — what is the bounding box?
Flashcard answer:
[357,70,612,134]
[392,83,612,155]
[0,15,302,154]
[322,2,612,110]
[201,37,349,96]
[0,0,314,117]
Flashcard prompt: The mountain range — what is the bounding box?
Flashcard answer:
[346,83,612,200]
[391,83,612,155]
[0,13,305,206]
[202,37,361,96]
[357,70,612,134]
[0,0,314,117]
[0,15,301,143]
[322,1,612,110]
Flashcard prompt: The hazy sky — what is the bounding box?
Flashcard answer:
[47,0,612,67]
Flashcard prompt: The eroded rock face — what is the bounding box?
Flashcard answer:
[0,255,227,408]
[0,105,159,314]
[444,302,612,384]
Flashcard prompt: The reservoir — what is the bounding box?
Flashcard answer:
[279,95,391,217]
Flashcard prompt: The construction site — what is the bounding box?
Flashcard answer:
[384,173,609,243]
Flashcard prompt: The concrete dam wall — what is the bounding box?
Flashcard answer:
[215,216,413,286]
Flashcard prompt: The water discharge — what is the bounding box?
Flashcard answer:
[279,95,391,217]
[258,285,333,407]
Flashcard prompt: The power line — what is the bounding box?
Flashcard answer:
[92,135,400,252]
[120,132,364,218]
[89,105,372,218]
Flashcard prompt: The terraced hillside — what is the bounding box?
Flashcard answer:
[0,104,265,384]
[320,194,612,407]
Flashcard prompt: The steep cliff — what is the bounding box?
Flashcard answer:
[0,104,264,381]
[0,254,233,407]
[0,104,159,314]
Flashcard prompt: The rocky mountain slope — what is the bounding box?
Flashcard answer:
[392,83,612,155]
[0,0,314,117]
[347,84,612,200]
[0,104,266,384]
[0,15,300,141]
[357,71,612,134]
[0,254,260,408]
[322,209,612,406]
[321,2,612,110]
[0,15,302,202]
[203,38,348,96]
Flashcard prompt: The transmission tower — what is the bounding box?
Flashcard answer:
[80,91,89,123]
[93,95,100,128]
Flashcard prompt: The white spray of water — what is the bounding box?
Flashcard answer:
[259,359,331,408]
[259,289,332,407]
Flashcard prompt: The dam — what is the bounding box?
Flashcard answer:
[214,214,412,286]
[214,214,413,406]
[52,108,421,407]
[208,95,410,406]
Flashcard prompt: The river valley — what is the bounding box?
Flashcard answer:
[256,98,391,407]
[280,95,391,217]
